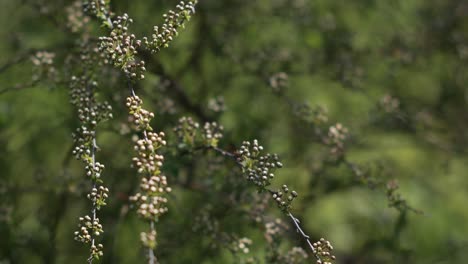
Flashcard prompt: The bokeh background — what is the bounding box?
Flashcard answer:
[1,0,468,263]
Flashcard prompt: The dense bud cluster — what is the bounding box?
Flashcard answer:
[140,229,157,249]
[232,237,252,254]
[312,106,329,125]
[246,193,270,223]
[202,122,224,147]
[271,185,298,212]
[265,219,288,243]
[126,94,171,253]
[129,175,170,219]
[31,51,57,81]
[192,206,219,236]
[74,215,104,258]
[66,1,90,33]
[131,132,166,174]
[87,185,109,209]
[74,215,104,242]
[174,116,199,146]
[312,238,336,264]
[99,14,146,80]
[31,51,54,66]
[128,126,169,222]
[174,116,224,148]
[77,43,107,69]
[72,126,94,159]
[207,96,226,113]
[84,162,105,180]
[379,94,400,113]
[83,0,112,27]
[70,77,113,124]
[237,140,283,189]
[324,123,349,159]
[70,77,112,162]
[143,1,198,52]
[69,74,111,261]
[126,95,155,131]
[283,247,309,263]
[269,72,289,93]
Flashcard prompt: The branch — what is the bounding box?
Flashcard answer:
[201,145,329,262]
[0,51,34,75]
[0,80,41,95]
[138,49,210,122]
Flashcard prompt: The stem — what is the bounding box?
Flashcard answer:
[148,222,156,264]
[128,79,158,264]
[204,145,324,261]
[87,137,98,264]
[287,212,321,262]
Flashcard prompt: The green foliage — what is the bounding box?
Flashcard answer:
[1,0,468,263]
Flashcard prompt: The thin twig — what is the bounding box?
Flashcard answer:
[0,80,40,95]
[203,145,324,261]
[287,212,321,261]
[128,79,157,264]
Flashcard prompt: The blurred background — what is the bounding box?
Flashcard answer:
[1,0,468,263]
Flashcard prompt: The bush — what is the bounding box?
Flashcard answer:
[1,0,468,263]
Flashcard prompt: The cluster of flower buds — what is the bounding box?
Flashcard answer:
[70,77,113,126]
[291,102,329,126]
[192,206,219,237]
[66,1,90,33]
[126,95,155,131]
[143,1,198,52]
[246,193,269,223]
[31,51,57,81]
[324,123,349,159]
[129,175,171,220]
[202,122,224,147]
[264,218,288,243]
[99,14,146,80]
[130,186,171,221]
[126,94,172,252]
[313,238,336,264]
[271,185,298,213]
[379,94,400,113]
[131,132,166,174]
[174,116,200,146]
[174,117,224,148]
[72,126,94,159]
[140,229,157,249]
[74,215,104,242]
[77,43,107,70]
[207,96,226,113]
[70,75,112,261]
[84,162,105,181]
[237,140,283,189]
[269,72,288,94]
[74,215,104,258]
[83,0,112,27]
[87,185,109,209]
[312,105,329,125]
[283,247,308,263]
[232,237,252,254]
[70,77,112,161]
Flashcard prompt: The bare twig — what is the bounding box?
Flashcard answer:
[0,80,40,95]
